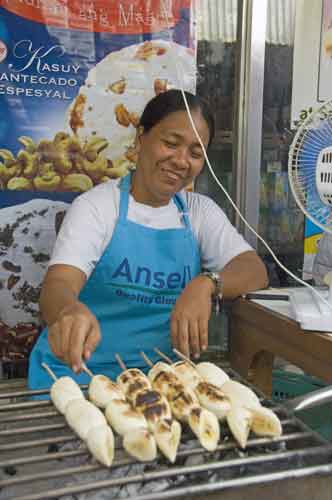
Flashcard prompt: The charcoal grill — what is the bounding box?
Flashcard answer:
[1,365,332,500]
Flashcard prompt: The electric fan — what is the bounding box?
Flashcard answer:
[288,99,332,331]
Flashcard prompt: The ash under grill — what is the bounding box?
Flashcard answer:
[1,366,332,500]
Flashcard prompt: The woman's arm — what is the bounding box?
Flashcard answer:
[40,264,101,372]
[170,251,268,359]
[218,250,269,298]
[40,264,86,325]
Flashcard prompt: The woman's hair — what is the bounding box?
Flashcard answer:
[139,89,215,147]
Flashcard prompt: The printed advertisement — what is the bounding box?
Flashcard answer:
[0,0,197,370]
[318,0,332,101]
[291,0,332,128]
[303,219,323,281]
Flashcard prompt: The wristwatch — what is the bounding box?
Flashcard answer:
[201,271,223,314]
[201,271,223,310]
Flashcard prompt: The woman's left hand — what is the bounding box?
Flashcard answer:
[170,275,214,359]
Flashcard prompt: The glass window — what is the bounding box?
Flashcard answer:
[195,0,238,222]
[258,0,304,285]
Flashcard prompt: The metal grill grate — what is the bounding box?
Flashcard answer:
[1,366,332,500]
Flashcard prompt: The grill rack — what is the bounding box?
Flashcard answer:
[1,366,332,500]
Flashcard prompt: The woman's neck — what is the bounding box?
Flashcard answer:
[130,171,171,207]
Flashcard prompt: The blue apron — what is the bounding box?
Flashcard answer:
[28,174,201,390]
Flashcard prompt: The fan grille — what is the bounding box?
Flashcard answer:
[288,100,332,234]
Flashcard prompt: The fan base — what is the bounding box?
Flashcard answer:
[289,287,332,332]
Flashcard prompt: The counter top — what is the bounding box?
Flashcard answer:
[229,296,332,396]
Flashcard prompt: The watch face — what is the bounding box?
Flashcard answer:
[211,273,223,295]
[202,271,222,296]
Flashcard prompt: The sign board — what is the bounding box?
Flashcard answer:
[291,0,332,128]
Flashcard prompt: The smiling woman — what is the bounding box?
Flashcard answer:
[28,89,268,393]
[131,90,212,206]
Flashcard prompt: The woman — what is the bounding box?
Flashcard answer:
[28,89,268,390]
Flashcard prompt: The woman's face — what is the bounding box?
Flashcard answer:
[132,109,210,206]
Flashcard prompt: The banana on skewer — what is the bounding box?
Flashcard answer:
[172,351,258,414]
[170,350,282,447]
[115,355,181,463]
[122,428,157,462]
[133,389,172,425]
[221,379,261,410]
[212,379,282,439]
[222,381,282,446]
[105,399,157,462]
[131,387,181,463]
[194,381,231,420]
[169,388,220,452]
[165,355,231,422]
[117,368,152,395]
[149,365,197,401]
[50,376,85,414]
[250,405,282,437]
[188,407,220,451]
[172,360,203,390]
[85,424,115,467]
[148,361,176,382]
[153,419,182,463]
[82,364,157,462]
[105,398,147,435]
[125,378,153,405]
[89,374,125,408]
[196,361,229,387]
[146,354,220,452]
[42,363,115,467]
[226,404,252,449]
[65,398,108,441]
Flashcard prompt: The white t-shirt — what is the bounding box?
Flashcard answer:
[50,179,252,278]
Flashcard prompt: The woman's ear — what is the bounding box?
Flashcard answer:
[126,127,144,165]
[135,126,144,149]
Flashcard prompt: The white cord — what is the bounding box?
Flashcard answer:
[160,0,332,313]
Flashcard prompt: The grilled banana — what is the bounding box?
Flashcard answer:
[85,424,115,467]
[196,362,229,387]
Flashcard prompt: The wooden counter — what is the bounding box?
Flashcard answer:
[229,298,332,396]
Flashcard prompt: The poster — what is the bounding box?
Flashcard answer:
[291,0,332,128]
[318,0,332,101]
[0,0,197,369]
[303,218,323,281]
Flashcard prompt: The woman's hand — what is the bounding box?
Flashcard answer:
[170,275,214,359]
[48,301,101,373]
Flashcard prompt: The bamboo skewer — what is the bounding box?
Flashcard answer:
[42,362,57,382]
[115,353,126,371]
[154,348,173,364]
[153,347,197,370]
[140,351,153,368]
[81,362,94,378]
[173,348,197,368]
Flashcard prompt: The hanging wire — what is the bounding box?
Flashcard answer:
[160,0,332,313]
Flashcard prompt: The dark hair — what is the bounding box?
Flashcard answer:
[139,89,215,147]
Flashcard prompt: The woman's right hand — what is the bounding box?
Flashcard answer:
[48,301,101,373]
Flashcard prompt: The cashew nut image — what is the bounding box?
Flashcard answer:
[0,162,19,182]
[33,173,62,191]
[17,151,39,179]
[7,176,33,190]
[62,173,94,192]
[0,130,134,192]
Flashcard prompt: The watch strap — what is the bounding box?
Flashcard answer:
[201,271,223,298]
